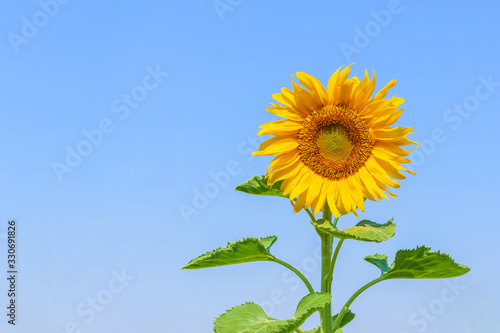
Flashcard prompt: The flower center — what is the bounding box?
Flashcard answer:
[317,125,352,162]
[298,105,372,180]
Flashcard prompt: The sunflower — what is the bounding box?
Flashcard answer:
[253,65,417,217]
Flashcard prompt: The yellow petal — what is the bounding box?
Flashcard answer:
[374,141,415,158]
[351,69,376,111]
[257,119,303,136]
[305,174,323,208]
[373,126,414,140]
[253,137,298,156]
[353,172,377,202]
[347,176,365,212]
[365,158,400,189]
[358,166,385,200]
[268,151,300,173]
[372,146,411,165]
[291,75,321,113]
[326,182,341,218]
[290,169,313,199]
[338,179,354,215]
[333,65,353,104]
[266,104,304,121]
[373,79,396,100]
[374,157,406,180]
[296,72,328,106]
[281,88,308,117]
[310,179,327,216]
[268,163,302,184]
[294,192,308,213]
[326,66,344,104]
[281,164,308,195]
[368,108,403,129]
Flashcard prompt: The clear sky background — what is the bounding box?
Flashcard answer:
[1,1,499,332]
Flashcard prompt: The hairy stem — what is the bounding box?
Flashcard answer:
[319,203,333,333]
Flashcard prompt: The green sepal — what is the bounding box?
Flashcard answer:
[303,309,355,333]
[213,292,331,333]
[364,246,470,279]
[312,218,396,243]
[235,175,288,198]
[183,236,277,269]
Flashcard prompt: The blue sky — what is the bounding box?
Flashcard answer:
[0,0,499,332]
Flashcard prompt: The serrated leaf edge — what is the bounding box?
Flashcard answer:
[312,218,396,243]
[182,236,277,269]
[365,246,470,279]
[213,292,331,333]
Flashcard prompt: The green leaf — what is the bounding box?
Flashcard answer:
[214,292,331,333]
[364,254,391,276]
[312,218,396,243]
[364,246,470,279]
[235,175,288,198]
[183,236,277,269]
[302,309,355,333]
[332,309,355,328]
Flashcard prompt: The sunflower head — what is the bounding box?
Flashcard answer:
[253,65,418,218]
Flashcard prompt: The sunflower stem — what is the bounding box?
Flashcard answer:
[319,203,334,333]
